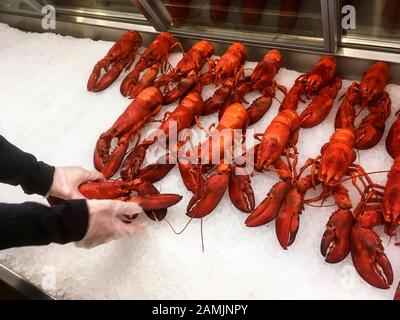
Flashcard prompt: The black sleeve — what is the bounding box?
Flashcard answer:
[0,135,89,249]
[0,200,89,250]
[0,135,55,196]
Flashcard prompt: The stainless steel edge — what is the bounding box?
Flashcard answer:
[0,264,55,300]
[0,11,157,41]
[328,0,339,53]
[136,0,325,52]
[133,0,169,31]
[321,0,331,52]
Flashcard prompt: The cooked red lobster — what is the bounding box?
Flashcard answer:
[94,87,163,179]
[179,103,254,217]
[78,178,182,221]
[155,40,214,104]
[199,42,247,115]
[120,90,205,182]
[120,32,180,98]
[280,55,342,128]
[335,62,391,149]
[219,49,286,125]
[87,30,142,92]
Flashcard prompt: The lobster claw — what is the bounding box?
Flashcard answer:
[78,179,181,221]
[178,160,202,193]
[132,179,171,221]
[138,162,176,184]
[275,187,302,249]
[129,194,182,212]
[245,181,291,227]
[229,166,255,213]
[187,164,230,218]
[246,96,273,126]
[354,117,385,150]
[128,63,160,98]
[351,224,393,289]
[163,70,197,105]
[94,132,130,179]
[321,209,354,263]
[87,61,124,92]
[395,282,400,300]
[386,117,400,159]
[120,144,148,181]
[203,80,233,115]
[299,77,342,129]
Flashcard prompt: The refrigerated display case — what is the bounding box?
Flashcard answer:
[139,0,325,49]
[1,0,400,299]
[341,0,400,51]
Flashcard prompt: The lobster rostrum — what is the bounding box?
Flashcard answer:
[155,40,215,104]
[335,62,391,150]
[79,178,183,221]
[280,55,342,128]
[120,32,180,98]
[199,42,247,115]
[179,103,255,218]
[87,30,142,92]
[218,49,286,125]
[120,90,205,182]
[94,87,163,179]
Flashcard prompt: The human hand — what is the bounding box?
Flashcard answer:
[48,166,105,200]
[76,199,142,248]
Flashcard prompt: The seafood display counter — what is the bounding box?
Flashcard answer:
[0,1,400,300]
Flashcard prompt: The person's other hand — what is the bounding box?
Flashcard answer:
[49,166,104,200]
[76,200,142,248]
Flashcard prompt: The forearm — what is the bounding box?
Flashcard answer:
[0,135,54,196]
[0,200,88,250]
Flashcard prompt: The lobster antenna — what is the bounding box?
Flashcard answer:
[340,170,390,184]
[273,96,283,105]
[305,202,335,208]
[163,214,195,235]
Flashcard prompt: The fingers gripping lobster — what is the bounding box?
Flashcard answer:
[120,91,205,182]
[280,55,341,128]
[120,32,180,98]
[155,40,215,104]
[180,103,254,218]
[79,178,183,221]
[200,42,247,115]
[94,87,163,179]
[335,62,391,150]
[219,49,286,125]
[87,31,142,92]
